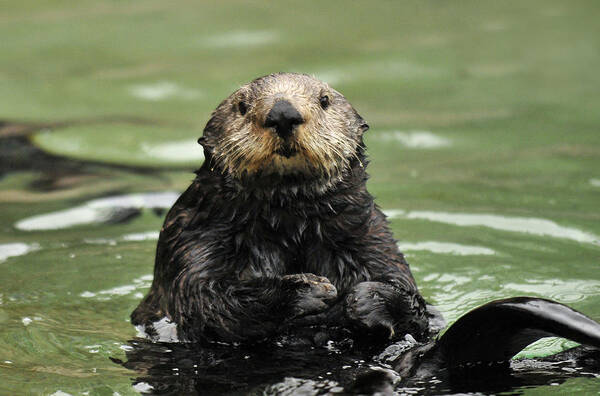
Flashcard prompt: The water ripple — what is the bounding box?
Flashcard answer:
[504,278,600,303]
[79,274,152,300]
[385,209,600,246]
[373,130,451,148]
[129,81,201,101]
[0,243,40,263]
[84,231,160,246]
[141,139,203,162]
[15,192,179,231]
[398,241,495,256]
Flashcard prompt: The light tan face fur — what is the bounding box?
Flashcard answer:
[201,73,368,180]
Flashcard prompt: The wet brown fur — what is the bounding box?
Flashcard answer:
[131,73,429,343]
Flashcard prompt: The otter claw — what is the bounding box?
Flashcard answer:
[345,281,397,339]
[282,273,338,318]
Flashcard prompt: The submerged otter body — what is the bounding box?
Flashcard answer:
[132,73,428,343]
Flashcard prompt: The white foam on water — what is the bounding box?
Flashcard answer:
[98,285,137,296]
[80,274,153,299]
[16,207,114,231]
[22,317,33,326]
[407,211,600,246]
[136,317,179,343]
[384,209,600,246]
[200,30,278,48]
[141,139,204,162]
[134,325,147,338]
[129,81,201,101]
[590,178,600,187]
[84,237,117,246]
[136,274,153,282]
[85,231,159,246]
[383,209,406,219]
[50,392,73,396]
[153,318,179,342]
[86,191,179,210]
[133,382,154,392]
[374,131,451,148]
[0,243,40,262]
[122,231,160,242]
[80,286,136,298]
[84,344,101,353]
[397,241,495,256]
[81,284,138,298]
[15,191,179,231]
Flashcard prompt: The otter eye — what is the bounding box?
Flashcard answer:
[319,95,330,110]
[238,101,248,116]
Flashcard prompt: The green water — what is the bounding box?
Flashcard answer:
[1,1,600,394]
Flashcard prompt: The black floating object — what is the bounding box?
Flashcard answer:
[435,297,600,368]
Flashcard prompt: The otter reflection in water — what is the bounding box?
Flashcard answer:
[114,332,600,395]
[118,73,600,394]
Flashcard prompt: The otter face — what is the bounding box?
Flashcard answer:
[200,73,369,180]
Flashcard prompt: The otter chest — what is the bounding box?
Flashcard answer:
[234,208,367,292]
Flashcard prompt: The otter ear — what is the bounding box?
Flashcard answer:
[202,96,231,138]
[199,112,222,157]
[354,110,369,134]
[198,127,216,158]
[201,108,227,146]
[198,134,214,164]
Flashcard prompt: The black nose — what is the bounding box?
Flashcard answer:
[264,100,304,139]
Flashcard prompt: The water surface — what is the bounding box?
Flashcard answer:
[1,1,599,394]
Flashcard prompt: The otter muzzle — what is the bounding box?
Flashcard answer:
[264,100,304,139]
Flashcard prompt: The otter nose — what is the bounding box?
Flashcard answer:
[264,100,304,139]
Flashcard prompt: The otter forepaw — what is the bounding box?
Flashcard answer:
[281,273,338,318]
[345,281,398,339]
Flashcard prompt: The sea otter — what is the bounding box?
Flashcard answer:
[130,73,600,383]
[131,72,429,343]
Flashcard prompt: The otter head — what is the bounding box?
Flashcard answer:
[199,73,369,182]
